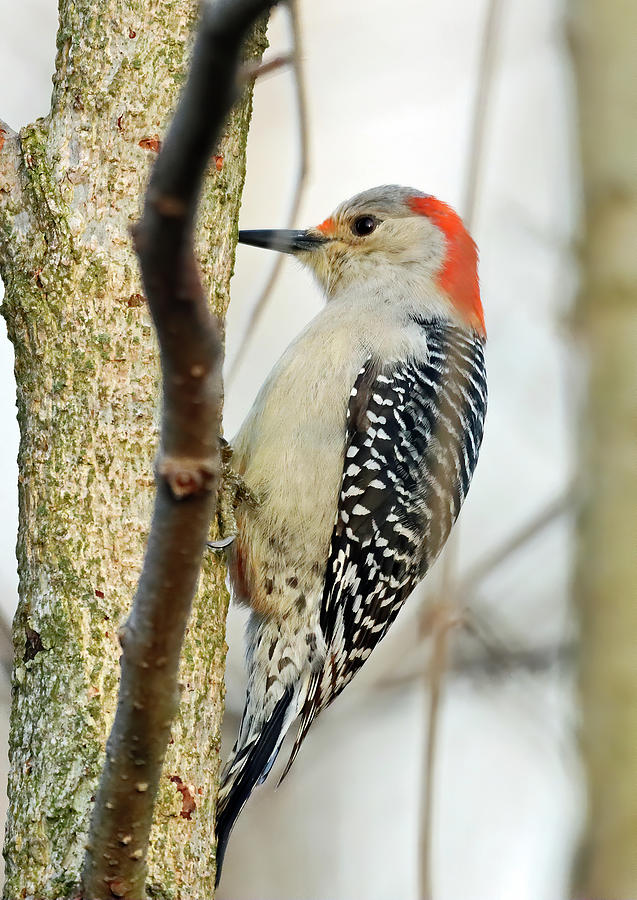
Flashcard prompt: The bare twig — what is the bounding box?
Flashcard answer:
[461,0,505,229]
[460,610,575,678]
[80,2,278,898]
[430,0,505,607]
[226,0,308,386]
[418,601,463,900]
[376,488,574,692]
[455,485,574,600]
[242,52,292,82]
[417,492,571,894]
[418,1,505,895]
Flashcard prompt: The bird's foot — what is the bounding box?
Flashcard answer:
[208,442,259,552]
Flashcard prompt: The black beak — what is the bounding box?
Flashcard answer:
[238,229,328,254]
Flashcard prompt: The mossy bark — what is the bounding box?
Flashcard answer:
[571,0,637,894]
[0,2,267,897]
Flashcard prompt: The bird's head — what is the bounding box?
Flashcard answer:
[239,185,484,334]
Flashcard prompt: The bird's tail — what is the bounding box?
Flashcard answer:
[215,685,294,885]
[215,611,318,886]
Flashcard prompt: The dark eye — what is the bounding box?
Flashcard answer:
[351,215,378,237]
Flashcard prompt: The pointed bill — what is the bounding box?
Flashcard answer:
[238,229,328,254]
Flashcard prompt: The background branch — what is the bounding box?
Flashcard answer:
[418,1,505,894]
[227,0,308,385]
[460,0,505,229]
[81,2,278,898]
[455,487,574,600]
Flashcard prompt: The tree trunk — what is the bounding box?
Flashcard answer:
[0,2,266,897]
[571,0,637,895]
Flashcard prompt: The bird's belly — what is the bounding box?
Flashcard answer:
[227,302,431,619]
[230,354,363,619]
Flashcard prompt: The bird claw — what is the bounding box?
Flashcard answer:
[207,535,236,551]
[209,442,259,551]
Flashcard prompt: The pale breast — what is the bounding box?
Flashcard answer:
[229,294,433,619]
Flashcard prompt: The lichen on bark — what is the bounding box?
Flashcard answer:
[0,2,267,897]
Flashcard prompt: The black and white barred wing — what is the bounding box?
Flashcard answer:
[282,323,487,778]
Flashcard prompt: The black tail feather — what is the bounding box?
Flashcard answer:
[215,688,293,887]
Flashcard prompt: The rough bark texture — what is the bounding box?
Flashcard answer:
[571,0,637,894]
[0,2,267,897]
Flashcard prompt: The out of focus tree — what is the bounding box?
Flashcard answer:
[0,1,266,896]
[571,0,637,894]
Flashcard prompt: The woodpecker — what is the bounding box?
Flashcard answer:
[215,185,487,882]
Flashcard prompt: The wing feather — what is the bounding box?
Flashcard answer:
[282,321,487,776]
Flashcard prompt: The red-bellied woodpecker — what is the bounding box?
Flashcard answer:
[215,185,487,881]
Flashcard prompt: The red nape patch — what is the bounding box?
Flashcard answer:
[408,195,485,335]
[316,216,336,236]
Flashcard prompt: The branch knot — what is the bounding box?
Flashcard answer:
[157,455,218,499]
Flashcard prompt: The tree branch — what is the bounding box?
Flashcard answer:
[80,2,278,898]
[242,51,293,81]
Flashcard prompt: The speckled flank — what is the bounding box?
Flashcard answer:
[0,3,268,898]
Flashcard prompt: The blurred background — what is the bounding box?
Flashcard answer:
[0,0,603,897]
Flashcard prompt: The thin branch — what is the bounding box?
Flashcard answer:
[226,0,308,386]
[380,629,574,691]
[418,1,505,895]
[242,51,292,82]
[80,2,278,898]
[431,0,505,606]
[461,0,505,229]
[459,609,575,678]
[418,601,462,900]
[377,488,573,692]
[456,486,574,601]
[425,0,505,595]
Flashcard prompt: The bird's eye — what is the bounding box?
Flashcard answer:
[351,215,378,237]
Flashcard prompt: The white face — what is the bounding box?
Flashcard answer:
[297,187,447,299]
